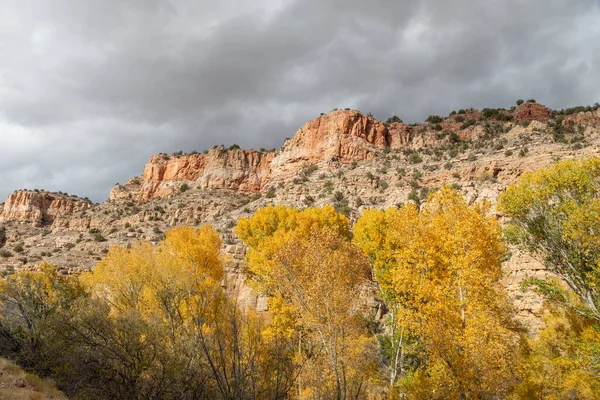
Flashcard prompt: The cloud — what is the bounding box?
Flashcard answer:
[0,0,598,202]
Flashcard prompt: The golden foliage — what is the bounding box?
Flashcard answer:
[512,306,600,399]
[355,186,519,398]
[237,206,377,399]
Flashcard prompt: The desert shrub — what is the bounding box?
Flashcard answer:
[0,249,12,258]
[303,195,315,206]
[426,115,444,124]
[408,153,423,164]
[460,119,476,129]
[385,115,403,124]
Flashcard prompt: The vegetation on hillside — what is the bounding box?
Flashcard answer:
[0,160,600,398]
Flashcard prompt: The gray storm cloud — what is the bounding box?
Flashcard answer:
[0,0,598,202]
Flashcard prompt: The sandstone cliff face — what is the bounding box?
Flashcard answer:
[109,177,142,200]
[514,102,550,122]
[111,110,393,200]
[271,110,390,178]
[562,109,600,128]
[115,148,276,200]
[387,122,414,148]
[0,191,90,226]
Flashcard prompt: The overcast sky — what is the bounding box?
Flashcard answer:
[0,0,599,202]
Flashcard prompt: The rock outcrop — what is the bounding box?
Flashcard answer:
[113,110,393,200]
[0,191,91,226]
[514,102,550,122]
[270,110,390,178]
[129,147,275,200]
[388,122,415,148]
[562,109,600,128]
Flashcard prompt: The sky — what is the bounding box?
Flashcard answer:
[0,0,599,202]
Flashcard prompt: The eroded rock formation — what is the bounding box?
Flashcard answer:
[0,191,91,226]
[111,148,275,201]
[514,102,550,122]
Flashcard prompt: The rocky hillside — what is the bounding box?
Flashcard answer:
[1,100,600,332]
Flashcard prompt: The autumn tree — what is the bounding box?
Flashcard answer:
[499,157,600,320]
[354,207,419,388]
[512,303,600,399]
[355,186,519,399]
[75,225,297,399]
[237,206,377,399]
[0,262,85,369]
[0,225,298,399]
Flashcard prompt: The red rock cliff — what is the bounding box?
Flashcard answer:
[271,110,391,177]
[0,190,91,226]
[129,147,275,200]
[514,102,550,122]
[112,110,395,200]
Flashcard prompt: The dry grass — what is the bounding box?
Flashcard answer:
[0,358,66,400]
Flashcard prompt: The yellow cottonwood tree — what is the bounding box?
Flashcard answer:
[237,206,376,400]
[80,225,297,399]
[355,186,519,399]
[236,205,349,291]
[512,304,600,399]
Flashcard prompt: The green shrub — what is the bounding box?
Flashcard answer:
[460,120,476,130]
[408,153,423,164]
[300,164,318,177]
[385,115,403,124]
[0,249,13,258]
[426,115,444,124]
[482,108,500,119]
[448,131,461,144]
[408,190,421,205]
[303,195,315,206]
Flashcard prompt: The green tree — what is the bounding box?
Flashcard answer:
[499,158,600,320]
